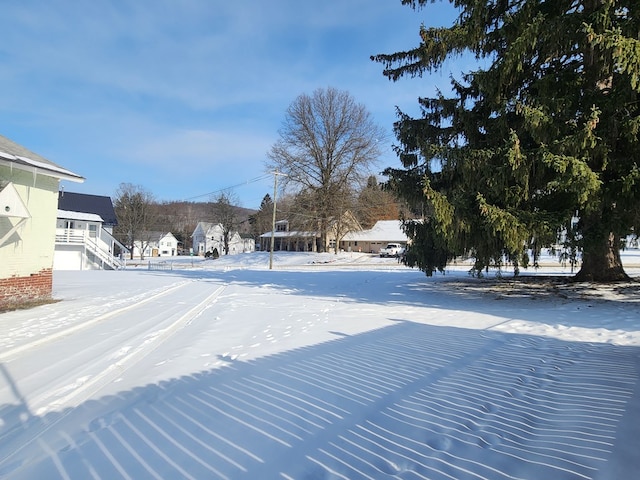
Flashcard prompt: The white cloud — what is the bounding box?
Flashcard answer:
[2,0,462,207]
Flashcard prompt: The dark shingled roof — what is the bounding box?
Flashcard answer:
[58,191,118,226]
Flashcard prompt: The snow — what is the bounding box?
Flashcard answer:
[342,220,406,242]
[57,210,103,223]
[1,250,640,479]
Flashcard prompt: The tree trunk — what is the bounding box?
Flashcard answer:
[318,216,328,253]
[573,231,629,282]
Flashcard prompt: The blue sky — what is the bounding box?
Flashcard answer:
[1,0,461,209]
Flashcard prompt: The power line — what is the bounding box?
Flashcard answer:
[182,174,273,201]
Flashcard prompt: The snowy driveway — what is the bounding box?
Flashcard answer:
[1,253,639,479]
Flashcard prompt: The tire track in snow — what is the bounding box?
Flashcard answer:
[40,284,227,414]
[0,281,191,362]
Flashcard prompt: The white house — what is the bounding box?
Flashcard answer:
[192,222,255,256]
[1,134,84,309]
[132,231,178,258]
[54,191,127,270]
[340,220,409,254]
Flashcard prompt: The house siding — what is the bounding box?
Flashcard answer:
[1,168,59,308]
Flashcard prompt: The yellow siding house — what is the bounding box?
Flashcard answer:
[0,134,84,309]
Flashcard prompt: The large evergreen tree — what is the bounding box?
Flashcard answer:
[249,194,275,239]
[373,0,640,281]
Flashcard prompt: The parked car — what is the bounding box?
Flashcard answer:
[379,243,405,257]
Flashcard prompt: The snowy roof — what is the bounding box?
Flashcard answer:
[0,134,84,183]
[57,209,103,223]
[342,220,408,243]
[259,231,319,239]
[145,231,177,242]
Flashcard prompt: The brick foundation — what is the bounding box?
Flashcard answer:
[0,268,53,310]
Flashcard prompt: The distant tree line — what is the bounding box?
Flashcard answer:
[113,183,254,258]
[112,175,402,258]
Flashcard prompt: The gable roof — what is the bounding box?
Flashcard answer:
[144,231,177,242]
[58,191,118,226]
[0,134,84,182]
[193,222,214,235]
[259,230,319,239]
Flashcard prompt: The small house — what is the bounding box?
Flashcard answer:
[192,222,255,256]
[132,231,178,258]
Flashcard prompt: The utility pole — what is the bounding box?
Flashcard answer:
[269,171,287,270]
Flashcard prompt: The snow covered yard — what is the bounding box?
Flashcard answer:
[1,251,639,479]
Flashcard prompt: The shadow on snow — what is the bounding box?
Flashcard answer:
[142,267,640,331]
[1,321,639,479]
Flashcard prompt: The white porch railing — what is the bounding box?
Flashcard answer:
[55,229,125,270]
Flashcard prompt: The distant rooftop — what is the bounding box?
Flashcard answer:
[342,220,408,242]
[58,191,118,226]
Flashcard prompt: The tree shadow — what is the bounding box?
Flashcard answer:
[141,266,640,332]
[1,321,639,479]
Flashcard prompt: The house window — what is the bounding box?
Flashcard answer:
[88,224,97,238]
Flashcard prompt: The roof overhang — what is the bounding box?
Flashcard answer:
[57,209,103,222]
[0,152,84,183]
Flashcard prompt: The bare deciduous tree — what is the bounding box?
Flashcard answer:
[113,183,156,260]
[267,87,384,252]
[211,190,240,255]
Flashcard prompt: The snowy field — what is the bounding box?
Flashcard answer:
[1,250,640,479]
